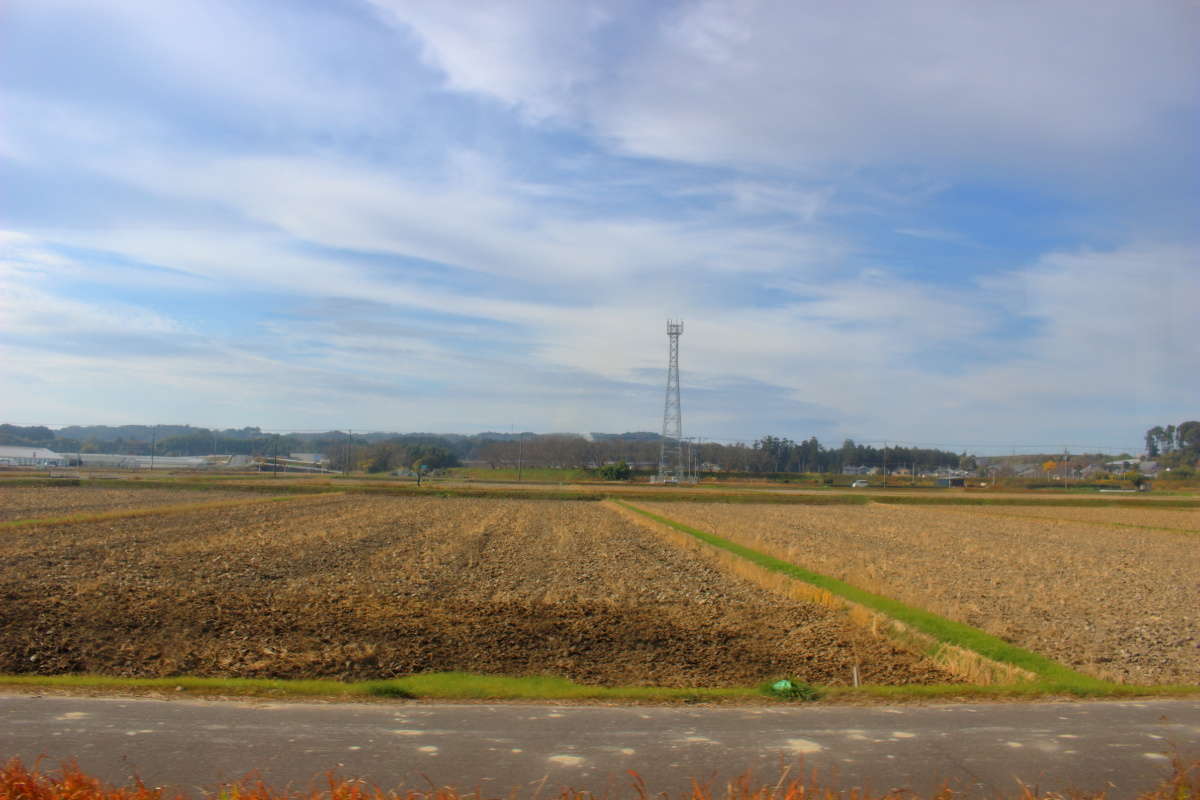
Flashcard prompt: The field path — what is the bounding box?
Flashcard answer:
[2,694,1197,799]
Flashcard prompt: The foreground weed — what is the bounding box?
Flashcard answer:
[3,757,1197,800]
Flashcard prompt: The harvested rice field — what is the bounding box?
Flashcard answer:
[0,494,953,687]
[635,501,1200,685]
[0,485,251,523]
[954,504,1199,532]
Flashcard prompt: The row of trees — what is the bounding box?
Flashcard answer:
[472,433,964,474]
[42,423,1200,477]
[342,441,461,474]
[0,423,967,474]
[0,425,475,464]
[1144,421,1200,468]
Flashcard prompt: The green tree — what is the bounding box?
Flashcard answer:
[598,461,632,481]
[1178,420,1200,451]
[1145,426,1164,457]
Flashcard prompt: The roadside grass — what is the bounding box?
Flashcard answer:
[3,671,1194,703]
[0,672,750,703]
[0,674,353,697]
[612,500,1182,697]
[360,672,749,702]
[0,493,340,532]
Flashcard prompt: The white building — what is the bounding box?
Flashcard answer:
[0,446,69,467]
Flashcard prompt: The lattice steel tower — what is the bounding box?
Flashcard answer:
[657,320,685,483]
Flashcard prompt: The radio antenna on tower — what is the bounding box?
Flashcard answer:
[656,320,686,484]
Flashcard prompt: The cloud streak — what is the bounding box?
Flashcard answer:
[1,0,1196,451]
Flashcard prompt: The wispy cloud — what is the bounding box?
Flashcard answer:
[0,0,1195,449]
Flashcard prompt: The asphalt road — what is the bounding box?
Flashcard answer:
[3,695,1198,799]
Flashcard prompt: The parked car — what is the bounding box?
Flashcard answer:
[850,479,870,488]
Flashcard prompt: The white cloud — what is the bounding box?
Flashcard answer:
[367,0,619,121]
[11,0,386,126]
[386,1,1200,175]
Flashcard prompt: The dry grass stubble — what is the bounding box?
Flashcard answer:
[0,486,250,522]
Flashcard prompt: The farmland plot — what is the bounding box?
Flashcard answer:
[957,504,1199,532]
[0,496,952,687]
[0,486,251,522]
[636,502,1200,685]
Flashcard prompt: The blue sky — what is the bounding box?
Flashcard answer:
[1,0,1197,453]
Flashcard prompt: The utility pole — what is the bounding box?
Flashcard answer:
[344,430,351,476]
[273,435,279,478]
[150,425,157,472]
[517,432,524,482]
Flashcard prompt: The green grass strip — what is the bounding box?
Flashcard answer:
[614,500,1114,693]
[358,672,750,701]
[1,671,1194,702]
[822,682,1200,700]
[0,672,753,702]
[0,493,338,531]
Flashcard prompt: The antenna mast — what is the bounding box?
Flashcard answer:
[657,320,686,484]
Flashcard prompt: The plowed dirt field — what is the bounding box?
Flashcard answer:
[0,495,953,687]
[636,502,1200,684]
[0,486,250,522]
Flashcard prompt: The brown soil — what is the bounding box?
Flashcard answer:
[637,501,1200,685]
[0,486,249,522]
[0,496,952,687]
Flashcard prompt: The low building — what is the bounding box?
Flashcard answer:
[289,453,325,464]
[0,446,69,467]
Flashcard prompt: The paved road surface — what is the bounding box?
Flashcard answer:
[3,695,1198,798]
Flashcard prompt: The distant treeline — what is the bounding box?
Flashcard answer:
[0,424,966,474]
[0,424,477,466]
[463,433,964,473]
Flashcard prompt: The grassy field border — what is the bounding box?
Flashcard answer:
[611,500,1190,696]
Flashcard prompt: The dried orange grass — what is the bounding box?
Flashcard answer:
[3,758,1197,800]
